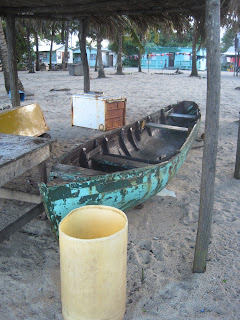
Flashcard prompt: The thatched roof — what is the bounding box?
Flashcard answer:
[1,0,239,39]
[0,0,238,21]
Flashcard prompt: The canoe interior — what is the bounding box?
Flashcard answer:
[50,101,200,181]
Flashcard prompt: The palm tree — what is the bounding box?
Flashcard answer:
[26,25,35,73]
[116,26,124,75]
[0,17,10,93]
[78,18,90,93]
[96,27,106,78]
[128,23,146,72]
[190,20,199,77]
[0,17,24,94]
[34,31,40,71]
[62,22,70,70]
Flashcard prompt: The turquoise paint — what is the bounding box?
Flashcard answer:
[73,48,98,67]
[141,46,207,71]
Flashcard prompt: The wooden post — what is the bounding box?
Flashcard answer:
[234,113,240,179]
[6,15,20,107]
[78,19,90,93]
[0,203,44,244]
[193,0,221,273]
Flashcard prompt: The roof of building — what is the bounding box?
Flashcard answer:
[73,47,111,53]
[222,46,237,56]
[144,46,206,55]
[33,44,73,52]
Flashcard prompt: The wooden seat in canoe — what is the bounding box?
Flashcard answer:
[50,163,104,180]
[169,113,197,119]
[145,122,189,132]
[91,154,151,169]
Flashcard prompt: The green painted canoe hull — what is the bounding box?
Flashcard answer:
[40,116,200,238]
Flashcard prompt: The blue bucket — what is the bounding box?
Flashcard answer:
[9,90,25,102]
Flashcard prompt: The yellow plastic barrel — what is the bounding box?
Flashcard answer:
[59,205,128,320]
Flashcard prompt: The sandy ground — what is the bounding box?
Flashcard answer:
[0,67,240,320]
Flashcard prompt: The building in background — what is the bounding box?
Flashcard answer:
[141,47,207,71]
[221,44,240,72]
[33,44,73,66]
[72,47,117,67]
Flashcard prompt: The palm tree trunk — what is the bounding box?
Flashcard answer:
[26,26,34,73]
[138,33,143,72]
[0,17,10,93]
[116,28,124,75]
[78,19,90,93]
[96,31,105,78]
[190,21,199,77]
[49,26,54,70]
[0,17,24,95]
[6,15,20,107]
[35,31,40,71]
[95,51,98,71]
[62,22,69,70]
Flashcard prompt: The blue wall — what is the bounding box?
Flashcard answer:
[39,51,57,64]
[141,47,207,71]
[73,48,97,67]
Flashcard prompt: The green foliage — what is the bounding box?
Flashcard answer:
[122,58,138,67]
[147,29,195,48]
[221,28,235,52]
[1,20,31,63]
[109,36,140,56]
[16,30,31,63]
[53,33,62,44]
[109,27,200,58]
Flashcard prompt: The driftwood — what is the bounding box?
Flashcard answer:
[50,88,71,92]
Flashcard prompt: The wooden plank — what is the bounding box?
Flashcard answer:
[0,203,44,244]
[38,161,48,183]
[193,0,221,273]
[0,143,51,187]
[0,188,41,204]
[50,163,104,179]
[91,154,149,169]
[169,113,197,119]
[0,134,51,166]
[107,153,160,164]
[86,145,102,159]
[145,122,188,132]
[234,116,240,179]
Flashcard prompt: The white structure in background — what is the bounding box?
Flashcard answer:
[33,44,73,65]
[73,47,117,67]
[221,45,240,71]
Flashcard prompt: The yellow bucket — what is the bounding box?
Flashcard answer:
[59,205,128,320]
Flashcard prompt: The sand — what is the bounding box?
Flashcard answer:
[0,67,240,320]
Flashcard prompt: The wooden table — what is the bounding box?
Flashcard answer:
[0,134,52,243]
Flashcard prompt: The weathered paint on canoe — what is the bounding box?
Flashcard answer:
[40,120,200,237]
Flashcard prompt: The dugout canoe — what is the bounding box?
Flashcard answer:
[40,101,201,237]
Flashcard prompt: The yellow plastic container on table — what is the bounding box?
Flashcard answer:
[59,205,128,320]
[0,104,49,137]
